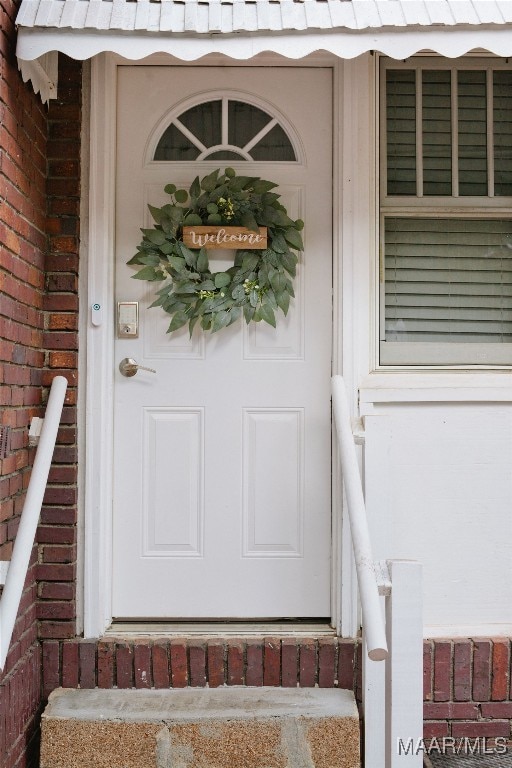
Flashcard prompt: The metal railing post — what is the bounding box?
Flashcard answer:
[363,630,386,767]
[385,560,424,767]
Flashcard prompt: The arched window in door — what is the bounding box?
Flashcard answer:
[154,97,297,162]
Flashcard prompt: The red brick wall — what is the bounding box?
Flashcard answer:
[0,9,81,757]
[0,0,48,763]
[424,639,511,738]
[37,55,81,643]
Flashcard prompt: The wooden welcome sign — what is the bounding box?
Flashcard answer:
[183,226,267,250]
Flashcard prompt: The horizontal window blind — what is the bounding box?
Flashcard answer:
[384,218,512,343]
[494,70,512,196]
[386,69,416,196]
[423,70,451,196]
[385,65,511,198]
[458,71,487,196]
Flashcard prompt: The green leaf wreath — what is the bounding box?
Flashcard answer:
[127,168,303,335]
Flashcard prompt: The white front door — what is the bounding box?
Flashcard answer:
[112,66,333,619]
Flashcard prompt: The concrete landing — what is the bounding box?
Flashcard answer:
[41,687,360,768]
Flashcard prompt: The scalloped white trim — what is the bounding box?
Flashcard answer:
[17,51,58,103]
[16,28,512,64]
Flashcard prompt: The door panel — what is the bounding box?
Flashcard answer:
[112,67,332,618]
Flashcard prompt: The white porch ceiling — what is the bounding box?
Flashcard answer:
[16,0,512,62]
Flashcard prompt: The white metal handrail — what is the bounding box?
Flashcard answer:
[332,375,387,661]
[332,374,423,767]
[0,376,67,670]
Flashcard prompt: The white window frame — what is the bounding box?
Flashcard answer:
[379,57,512,368]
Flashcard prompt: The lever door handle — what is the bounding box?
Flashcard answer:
[119,357,157,377]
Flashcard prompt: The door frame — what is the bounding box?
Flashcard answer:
[82,51,375,639]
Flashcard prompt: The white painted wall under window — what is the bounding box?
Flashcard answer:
[362,394,512,636]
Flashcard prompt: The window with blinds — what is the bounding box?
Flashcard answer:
[381,59,512,366]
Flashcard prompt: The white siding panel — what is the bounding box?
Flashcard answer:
[365,405,512,634]
[400,1,431,26]
[46,0,65,26]
[496,0,512,22]
[134,1,151,32]
[110,0,128,30]
[238,2,258,31]
[85,0,105,30]
[147,3,161,33]
[33,0,58,28]
[159,3,174,33]
[280,0,308,31]
[352,0,382,29]
[449,0,480,25]
[219,4,234,33]
[304,0,331,29]
[327,0,357,29]
[472,0,505,24]
[268,1,284,31]
[95,2,114,31]
[74,2,90,28]
[16,0,512,33]
[195,3,210,33]
[207,2,223,33]
[167,2,185,33]
[254,1,270,32]
[184,2,198,32]
[377,1,407,28]
[121,3,137,31]
[233,0,250,30]
[424,0,455,25]
[57,0,78,27]
[15,0,39,28]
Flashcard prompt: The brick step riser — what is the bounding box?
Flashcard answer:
[43,637,361,694]
[42,637,512,740]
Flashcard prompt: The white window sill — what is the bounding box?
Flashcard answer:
[359,370,512,414]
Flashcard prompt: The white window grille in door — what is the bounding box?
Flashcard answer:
[153,97,297,162]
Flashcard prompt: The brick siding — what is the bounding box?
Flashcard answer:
[41,637,361,693]
[424,638,511,739]
[37,55,81,644]
[0,0,49,762]
[0,9,81,757]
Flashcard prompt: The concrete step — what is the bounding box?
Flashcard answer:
[41,687,360,768]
